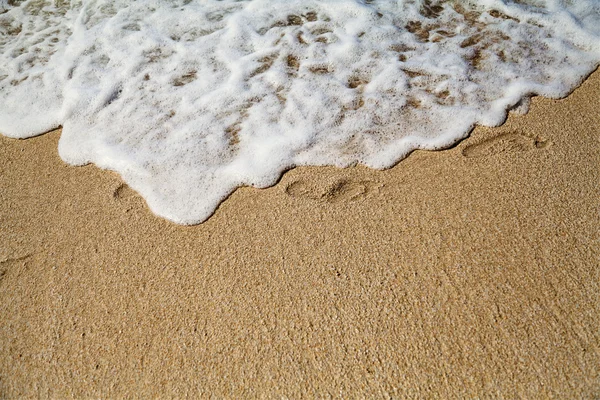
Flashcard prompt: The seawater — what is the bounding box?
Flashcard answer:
[1,0,598,224]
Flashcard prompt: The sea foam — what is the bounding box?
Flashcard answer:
[1,0,599,224]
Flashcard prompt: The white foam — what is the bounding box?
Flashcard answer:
[1,0,599,224]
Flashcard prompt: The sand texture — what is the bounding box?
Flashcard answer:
[1,71,599,398]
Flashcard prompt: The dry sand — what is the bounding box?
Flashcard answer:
[1,70,599,398]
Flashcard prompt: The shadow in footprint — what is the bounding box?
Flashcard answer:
[462,131,549,158]
[285,178,380,203]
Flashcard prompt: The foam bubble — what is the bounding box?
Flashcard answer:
[1,0,599,224]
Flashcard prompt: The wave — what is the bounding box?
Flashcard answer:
[1,0,599,224]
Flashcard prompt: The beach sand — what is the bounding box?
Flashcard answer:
[1,70,598,398]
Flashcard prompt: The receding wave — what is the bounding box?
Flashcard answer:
[1,0,599,223]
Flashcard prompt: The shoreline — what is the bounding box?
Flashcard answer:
[1,71,599,397]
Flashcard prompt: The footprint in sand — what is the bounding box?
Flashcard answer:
[111,183,141,213]
[0,254,33,283]
[112,183,136,201]
[462,131,549,158]
[285,178,380,203]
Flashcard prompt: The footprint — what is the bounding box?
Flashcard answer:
[0,254,33,265]
[462,131,549,158]
[285,178,380,203]
[112,183,136,201]
[323,179,374,203]
[0,253,33,284]
[285,180,322,201]
[111,183,140,213]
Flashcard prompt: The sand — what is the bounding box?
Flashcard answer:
[1,70,599,398]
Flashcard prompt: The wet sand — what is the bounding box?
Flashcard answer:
[0,71,598,398]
